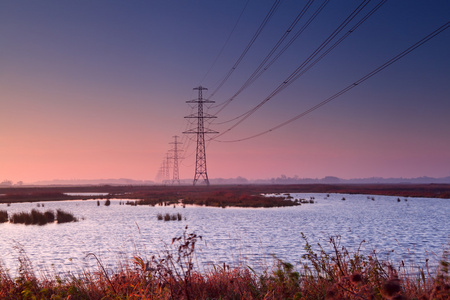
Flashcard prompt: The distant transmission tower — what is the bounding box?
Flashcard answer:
[163,152,171,185]
[169,135,182,185]
[155,162,164,182]
[183,86,218,186]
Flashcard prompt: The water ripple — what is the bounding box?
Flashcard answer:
[0,194,449,275]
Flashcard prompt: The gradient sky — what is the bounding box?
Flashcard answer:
[1,1,449,183]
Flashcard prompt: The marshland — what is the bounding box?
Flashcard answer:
[0,184,449,298]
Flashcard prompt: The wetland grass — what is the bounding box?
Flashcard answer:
[156,213,183,221]
[297,198,315,204]
[0,210,8,223]
[30,209,50,225]
[44,210,55,223]
[10,209,48,225]
[56,209,78,223]
[0,231,448,299]
[164,213,171,221]
[8,209,77,225]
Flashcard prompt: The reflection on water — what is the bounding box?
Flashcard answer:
[0,193,449,275]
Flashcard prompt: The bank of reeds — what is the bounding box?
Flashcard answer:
[0,230,448,299]
[7,209,77,225]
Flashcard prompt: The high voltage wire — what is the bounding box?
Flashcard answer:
[211,0,327,115]
[178,106,195,155]
[199,0,250,86]
[213,0,381,125]
[207,0,282,100]
[210,0,375,139]
[214,21,450,143]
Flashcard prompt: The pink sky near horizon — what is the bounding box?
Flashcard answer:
[1,1,449,184]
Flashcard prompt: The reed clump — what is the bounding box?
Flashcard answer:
[0,231,448,299]
[297,198,315,204]
[10,209,52,225]
[157,213,182,221]
[0,210,8,223]
[44,210,55,223]
[125,200,139,206]
[56,209,78,223]
[8,209,77,225]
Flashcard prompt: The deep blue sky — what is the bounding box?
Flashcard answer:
[1,1,449,182]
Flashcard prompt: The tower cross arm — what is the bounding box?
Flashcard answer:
[186,99,215,104]
[183,128,218,134]
[184,113,217,119]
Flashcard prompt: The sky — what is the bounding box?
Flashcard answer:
[1,0,449,184]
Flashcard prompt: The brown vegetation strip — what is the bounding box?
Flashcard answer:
[1,184,449,206]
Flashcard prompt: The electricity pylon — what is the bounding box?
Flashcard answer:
[164,152,170,183]
[155,162,165,183]
[169,135,182,185]
[155,153,170,184]
[183,86,218,186]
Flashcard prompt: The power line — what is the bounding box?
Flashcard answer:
[214,21,450,143]
[212,0,326,114]
[211,0,375,139]
[199,0,250,85]
[207,0,282,100]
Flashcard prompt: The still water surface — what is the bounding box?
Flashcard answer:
[0,193,449,274]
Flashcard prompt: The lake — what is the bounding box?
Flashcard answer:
[0,193,449,275]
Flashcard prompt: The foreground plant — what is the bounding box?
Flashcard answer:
[0,232,448,299]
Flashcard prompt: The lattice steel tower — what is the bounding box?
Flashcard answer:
[169,135,182,185]
[183,86,218,186]
[164,152,171,184]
